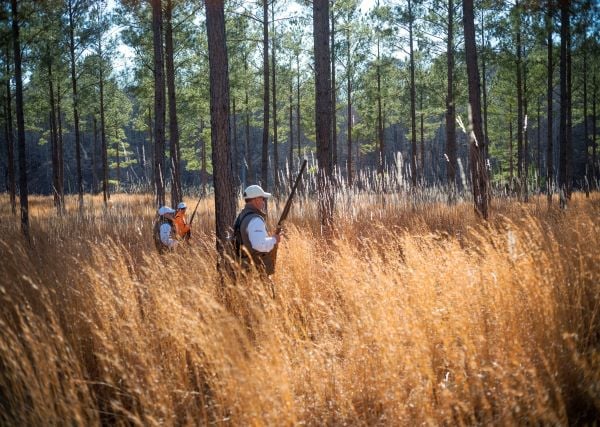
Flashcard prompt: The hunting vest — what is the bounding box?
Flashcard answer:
[153,216,174,254]
[234,205,275,275]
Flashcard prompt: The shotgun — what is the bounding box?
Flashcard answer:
[268,159,307,274]
[182,197,202,240]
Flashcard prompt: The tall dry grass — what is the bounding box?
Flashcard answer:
[0,191,599,425]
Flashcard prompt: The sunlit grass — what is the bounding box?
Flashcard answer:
[0,191,598,425]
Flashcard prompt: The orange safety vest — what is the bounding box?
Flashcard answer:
[173,211,191,238]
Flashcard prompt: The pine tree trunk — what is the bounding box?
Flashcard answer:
[99,56,109,206]
[446,0,457,194]
[409,0,417,188]
[537,97,542,192]
[3,48,16,215]
[47,61,61,213]
[523,60,529,202]
[11,0,29,238]
[377,35,384,176]
[593,73,597,187]
[261,0,269,188]
[313,0,334,233]
[165,0,182,207]
[92,115,98,193]
[481,8,489,162]
[152,0,166,207]
[271,1,279,191]
[559,0,569,208]
[463,0,489,219]
[296,53,301,160]
[68,0,83,213]
[583,44,589,197]
[331,7,337,169]
[546,0,553,203]
[205,0,237,252]
[346,26,352,186]
[57,80,65,211]
[244,57,253,183]
[289,66,294,181]
[516,0,523,189]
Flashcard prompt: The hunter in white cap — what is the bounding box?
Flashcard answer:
[232,185,281,275]
[153,206,178,253]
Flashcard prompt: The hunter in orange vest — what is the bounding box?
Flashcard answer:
[174,202,191,240]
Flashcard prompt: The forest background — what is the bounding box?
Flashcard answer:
[1,0,599,208]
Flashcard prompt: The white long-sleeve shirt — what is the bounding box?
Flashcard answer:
[160,223,178,249]
[246,216,277,253]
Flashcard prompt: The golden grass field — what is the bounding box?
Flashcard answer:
[0,191,599,425]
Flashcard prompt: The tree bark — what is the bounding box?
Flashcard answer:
[289,62,294,181]
[3,47,16,215]
[463,0,489,219]
[409,0,417,187]
[546,0,553,203]
[261,0,269,188]
[296,52,301,160]
[559,0,569,208]
[68,0,83,213]
[92,115,98,193]
[481,8,489,162]
[99,40,109,206]
[331,6,337,168]
[244,55,253,184]
[205,0,237,251]
[516,0,523,188]
[11,0,29,238]
[57,80,65,210]
[313,0,334,233]
[152,0,166,207]
[583,43,589,197]
[376,35,384,177]
[446,0,457,193]
[271,1,279,191]
[47,61,61,212]
[165,0,182,207]
[346,26,353,186]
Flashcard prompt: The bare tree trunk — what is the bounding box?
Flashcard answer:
[232,96,239,186]
[47,61,61,212]
[510,109,514,184]
[376,35,384,177]
[99,44,109,206]
[57,80,65,211]
[200,119,207,197]
[271,1,279,191]
[481,8,489,162]
[523,60,529,202]
[92,115,98,193]
[296,52,301,160]
[463,0,489,219]
[165,0,182,207]
[244,56,253,183]
[11,0,29,238]
[446,0,457,194]
[593,73,597,187]
[68,0,83,213]
[152,0,166,207]
[537,97,541,192]
[3,47,16,215]
[409,0,417,188]
[546,0,553,203]
[289,63,294,181]
[516,0,524,191]
[420,89,424,184]
[583,43,590,197]
[331,6,337,169]
[559,0,569,208]
[346,26,353,187]
[313,0,334,233]
[205,0,237,253]
[261,0,269,188]
[115,129,120,189]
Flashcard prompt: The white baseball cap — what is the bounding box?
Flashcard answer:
[177,202,187,209]
[243,185,272,200]
[158,206,176,216]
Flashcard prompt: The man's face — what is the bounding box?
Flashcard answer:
[251,197,267,211]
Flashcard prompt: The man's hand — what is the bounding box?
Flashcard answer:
[274,230,284,244]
